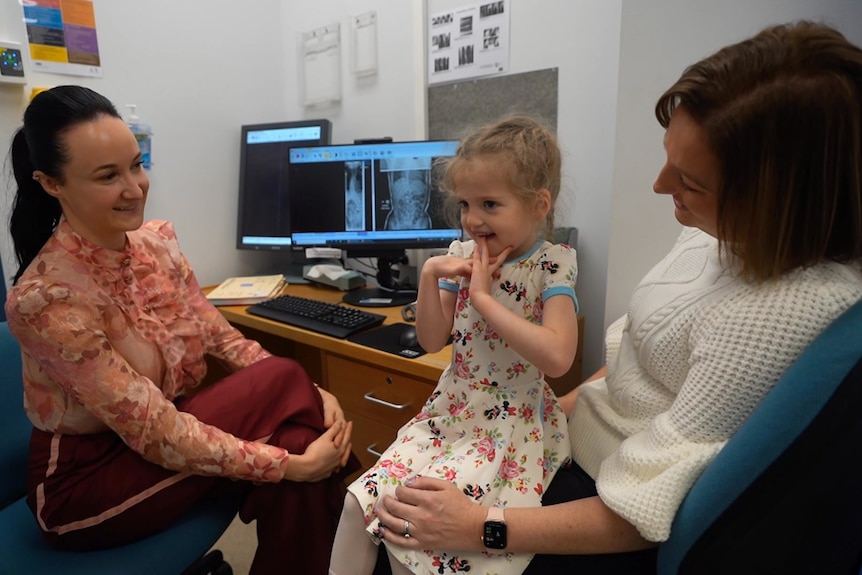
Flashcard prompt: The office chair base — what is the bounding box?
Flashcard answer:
[181,549,233,575]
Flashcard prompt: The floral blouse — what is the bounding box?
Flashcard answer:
[5,219,292,483]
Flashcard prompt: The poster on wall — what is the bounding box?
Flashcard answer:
[427,0,509,86]
[21,0,102,78]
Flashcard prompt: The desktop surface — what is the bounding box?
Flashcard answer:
[212,283,451,380]
[211,282,582,392]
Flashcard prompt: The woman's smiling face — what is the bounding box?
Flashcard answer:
[33,115,149,250]
[652,106,721,238]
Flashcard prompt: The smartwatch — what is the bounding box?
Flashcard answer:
[482,506,507,550]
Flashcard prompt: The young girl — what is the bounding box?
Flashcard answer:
[329,116,579,575]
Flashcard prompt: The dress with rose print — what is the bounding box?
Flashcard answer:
[347,239,577,575]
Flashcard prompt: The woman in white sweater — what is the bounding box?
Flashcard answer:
[370,21,862,575]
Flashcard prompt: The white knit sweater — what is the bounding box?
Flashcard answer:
[569,227,862,542]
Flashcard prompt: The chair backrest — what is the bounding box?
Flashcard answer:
[0,321,29,508]
[552,227,578,250]
[658,297,862,574]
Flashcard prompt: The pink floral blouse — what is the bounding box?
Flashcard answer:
[5,219,292,483]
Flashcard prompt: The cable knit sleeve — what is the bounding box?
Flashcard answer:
[593,263,862,542]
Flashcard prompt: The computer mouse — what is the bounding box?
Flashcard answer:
[399,325,419,348]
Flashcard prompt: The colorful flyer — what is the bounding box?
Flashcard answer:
[22,0,102,77]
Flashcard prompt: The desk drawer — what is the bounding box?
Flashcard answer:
[326,355,433,428]
[344,409,400,473]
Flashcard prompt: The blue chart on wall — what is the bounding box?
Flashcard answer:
[427,67,558,140]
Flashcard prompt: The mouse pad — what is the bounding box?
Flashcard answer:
[348,323,427,359]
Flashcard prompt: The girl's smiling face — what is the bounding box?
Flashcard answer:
[453,156,550,259]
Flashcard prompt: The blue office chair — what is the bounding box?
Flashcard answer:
[657,297,862,575]
[0,320,240,574]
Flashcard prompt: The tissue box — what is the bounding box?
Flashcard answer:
[302,265,366,291]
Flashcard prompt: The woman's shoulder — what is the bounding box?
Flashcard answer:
[702,260,862,335]
[7,275,88,326]
[131,220,182,258]
[135,220,178,243]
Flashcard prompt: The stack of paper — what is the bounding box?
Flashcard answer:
[206,274,285,306]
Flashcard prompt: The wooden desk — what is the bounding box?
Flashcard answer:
[215,283,584,475]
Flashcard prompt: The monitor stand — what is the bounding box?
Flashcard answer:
[281,262,311,285]
[342,252,416,308]
[342,286,417,308]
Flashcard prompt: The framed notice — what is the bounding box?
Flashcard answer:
[21,0,102,77]
[427,0,509,86]
[302,23,342,106]
[350,10,378,77]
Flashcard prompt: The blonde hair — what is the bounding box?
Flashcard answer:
[440,115,562,239]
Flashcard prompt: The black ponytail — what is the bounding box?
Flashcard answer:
[9,128,62,284]
[7,85,120,284]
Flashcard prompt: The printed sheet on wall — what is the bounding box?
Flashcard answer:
[427,0,509,86]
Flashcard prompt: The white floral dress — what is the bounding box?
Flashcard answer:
[348,239,578,575]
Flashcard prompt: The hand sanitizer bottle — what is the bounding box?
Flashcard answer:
[125,104,153,170]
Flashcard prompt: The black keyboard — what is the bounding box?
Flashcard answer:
[246,294,386,339]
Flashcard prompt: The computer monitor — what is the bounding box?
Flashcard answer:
[287,140,462,306]
[235,119,332,251]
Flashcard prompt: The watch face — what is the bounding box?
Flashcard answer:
[483,520,507,549]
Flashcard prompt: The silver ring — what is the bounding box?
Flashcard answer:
[403,520,411,538]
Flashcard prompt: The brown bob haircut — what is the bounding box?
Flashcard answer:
[655,21,862,281]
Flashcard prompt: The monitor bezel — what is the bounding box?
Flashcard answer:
[235,118,332,251]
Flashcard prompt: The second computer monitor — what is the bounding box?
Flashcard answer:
[287,140,462,254]
[236,119,332,251]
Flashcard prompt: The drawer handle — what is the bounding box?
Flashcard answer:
[363,391,410,410]
[366,443,384,458]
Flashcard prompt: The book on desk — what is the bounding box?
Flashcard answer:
[206,274,285,306]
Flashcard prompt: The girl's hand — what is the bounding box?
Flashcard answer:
[283,420,353,482]
[469,237,512,298]
[378,476,485,552]
[423,254,473,280]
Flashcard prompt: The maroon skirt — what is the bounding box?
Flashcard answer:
[27,356,360,575]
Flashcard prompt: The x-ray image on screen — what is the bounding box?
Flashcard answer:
[378,156,433,231]
[288,140,460,252]
[345,161,367,231]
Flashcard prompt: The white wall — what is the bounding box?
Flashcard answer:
[605,0,862,335]
[426,0,622,377]
[0,0,287,287]
[2,0,862,378]
[0,0,430,289]
[279,0,427,144]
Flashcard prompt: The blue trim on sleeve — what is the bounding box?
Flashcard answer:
[543,286,579,314]
[438,279,459,292]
